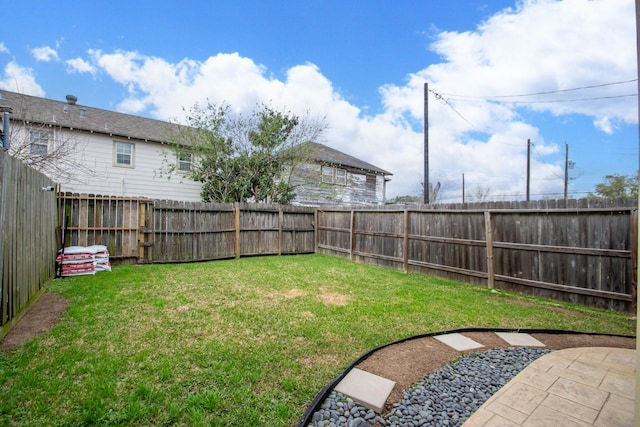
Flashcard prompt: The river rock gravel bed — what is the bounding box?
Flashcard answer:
[308,347,552,427]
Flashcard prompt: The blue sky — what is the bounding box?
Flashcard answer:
[1,0,637,201]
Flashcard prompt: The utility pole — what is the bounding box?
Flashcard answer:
[564,143,569,201]
[423,83,429,205]
[462,173,465,204]
[526,139,531,202]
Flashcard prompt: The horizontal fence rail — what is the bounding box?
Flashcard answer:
[58,193,150,262]
[316,199,637,312]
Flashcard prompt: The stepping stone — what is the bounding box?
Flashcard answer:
[495,332,546,347]
[334,368,396,413]
[434,333,484,351]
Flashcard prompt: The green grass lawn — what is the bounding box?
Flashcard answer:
[0,254,635,426]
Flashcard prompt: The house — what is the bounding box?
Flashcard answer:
[290,141,392,206]
[0,90,391,205]
[0,89,203,201]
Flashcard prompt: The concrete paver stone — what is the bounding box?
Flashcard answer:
[334,368,396,413]
[494,332,546,347]
[434,333,485,351]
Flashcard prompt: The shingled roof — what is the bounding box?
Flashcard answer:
[1,90,392,176]
[0,90,180,143]
[299,141,391,176]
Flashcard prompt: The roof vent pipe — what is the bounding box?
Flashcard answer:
[1,107,12,151]
[66,94,78,105]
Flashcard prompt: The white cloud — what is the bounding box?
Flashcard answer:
[0,61,45,96]
[593,117,614,134]
[73,0,634,201]
[66,57,97,75]
[31,46,59,62]
[0,42,9,54]
[377,0,636,200]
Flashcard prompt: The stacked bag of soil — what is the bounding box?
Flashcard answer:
[89,245,112,272]
[56,245,111,277]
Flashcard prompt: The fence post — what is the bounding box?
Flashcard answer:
[403,209,409,273]
[314,209,318,253]
[631,208,638,313]
[350,210,355,261]
[278,207,283,256]
[484,211,495,288]
[235,206,241,259]
[138,202,146,262]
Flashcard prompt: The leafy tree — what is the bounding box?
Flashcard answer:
[165,102,325,203]
[590,174,638,199]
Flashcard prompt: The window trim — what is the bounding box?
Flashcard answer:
[113,141,135,168]
[321,165,347,186]
[29,130,50,156]
[321,165,334,183]
[176,151,193,173]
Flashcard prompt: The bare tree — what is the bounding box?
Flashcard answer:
[471,184,491,202]
[4,96,96,184]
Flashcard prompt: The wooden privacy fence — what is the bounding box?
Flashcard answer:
[316,200,637,312]
[1,150,58,334]
[58,194,315,264]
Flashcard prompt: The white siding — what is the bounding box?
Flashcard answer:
[28,127,203,201]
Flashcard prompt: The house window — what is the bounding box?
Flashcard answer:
[29,130,50,156]
[177,151,193,172]
[321,165,334,183]
[114,142,134,167]
[321,165,347,185]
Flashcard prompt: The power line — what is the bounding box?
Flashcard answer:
[428,88,479,130]
[438,78,638,99]
[492,93,637,104]
[426,80,637,131]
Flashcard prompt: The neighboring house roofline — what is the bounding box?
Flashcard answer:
[0,90,393,178]
[299,141,392,176]
[0,89,182,144]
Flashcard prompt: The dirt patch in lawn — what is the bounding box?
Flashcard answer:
[318,288,351,306]
[0,292,70,353]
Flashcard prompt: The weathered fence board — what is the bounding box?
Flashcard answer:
[58,193,150,262]
[1,150,57,335]
[59,195,316,264]
[149,200,237,262]
[316,200,637,312]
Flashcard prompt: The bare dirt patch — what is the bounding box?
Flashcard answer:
[283,288,308,299]
[318,288,351,306]
[0,292,70,352]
